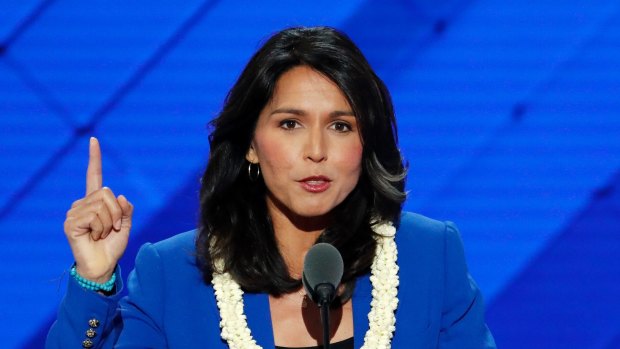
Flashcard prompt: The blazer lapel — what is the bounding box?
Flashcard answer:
[352,273,371,348]
[244,292,276,347]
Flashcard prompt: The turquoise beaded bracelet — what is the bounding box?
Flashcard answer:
[70,265,116,292]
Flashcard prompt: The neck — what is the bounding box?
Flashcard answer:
[266,195,331,279]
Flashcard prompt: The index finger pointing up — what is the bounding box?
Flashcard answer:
[86,137,103,195]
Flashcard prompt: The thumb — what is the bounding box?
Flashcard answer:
[117,194,134,222]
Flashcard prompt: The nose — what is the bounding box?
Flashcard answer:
[304,128,327,162]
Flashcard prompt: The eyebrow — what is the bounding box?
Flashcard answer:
[269,108,355,118]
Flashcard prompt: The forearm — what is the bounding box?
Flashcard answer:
[46,266,124,349]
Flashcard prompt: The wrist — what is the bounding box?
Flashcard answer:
[75,264,115,284]
[71,265,116,292]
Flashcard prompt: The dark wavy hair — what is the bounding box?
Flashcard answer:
[196,26,406,299]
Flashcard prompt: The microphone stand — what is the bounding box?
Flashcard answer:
[320,301,330,349]
[315,283,335,349]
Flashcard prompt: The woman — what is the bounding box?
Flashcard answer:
[46,26,496,348]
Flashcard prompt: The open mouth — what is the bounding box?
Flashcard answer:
[299,176,331,193]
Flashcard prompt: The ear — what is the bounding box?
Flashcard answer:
[245,144,258,164]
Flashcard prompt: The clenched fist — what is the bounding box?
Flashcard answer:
[64,137,133,284]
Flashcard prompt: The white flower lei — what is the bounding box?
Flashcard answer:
[211,222,399,349]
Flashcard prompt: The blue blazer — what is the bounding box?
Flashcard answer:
[46,212,496,348]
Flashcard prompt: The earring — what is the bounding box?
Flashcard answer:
[248,162,260,181]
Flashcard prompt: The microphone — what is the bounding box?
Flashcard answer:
[302,243,344,349]
[302,242,344,305]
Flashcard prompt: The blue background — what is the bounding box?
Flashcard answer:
[1,1,619,348]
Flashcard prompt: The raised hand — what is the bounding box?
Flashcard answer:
[64,137,133,283]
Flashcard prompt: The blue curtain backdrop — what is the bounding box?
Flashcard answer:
[1,1,619,348]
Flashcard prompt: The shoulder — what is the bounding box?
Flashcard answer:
[391,213,496,347]
[397,211,447,235]
[396,211,457,246]
[133,230,199,276]
[394,211,464,269]
[120,230,222,347]
[127,229,208,307]
[149,229,197,254]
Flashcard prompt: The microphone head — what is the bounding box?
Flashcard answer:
[302,243,344,304]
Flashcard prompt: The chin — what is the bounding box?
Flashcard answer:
[267,192,342,224]
[293,206,332,219]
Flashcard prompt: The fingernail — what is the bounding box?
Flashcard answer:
[114,219,122,230]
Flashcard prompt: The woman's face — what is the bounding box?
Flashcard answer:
[246,65,363,221]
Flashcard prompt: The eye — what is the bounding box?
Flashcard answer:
[279,119,301,130]
[330,121,353,133]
